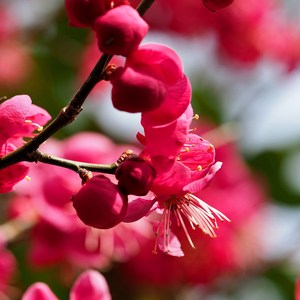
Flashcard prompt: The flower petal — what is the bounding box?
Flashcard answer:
[22,282,58,300]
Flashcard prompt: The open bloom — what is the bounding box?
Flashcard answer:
[0,95,51,193]
[125,107,230,256]
[22,269,111,300]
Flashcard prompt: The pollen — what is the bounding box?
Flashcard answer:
[25,176,31,181]
[197,165,202,171]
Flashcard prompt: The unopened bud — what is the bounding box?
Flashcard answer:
[115,157,156,196]
[72,175,128,229]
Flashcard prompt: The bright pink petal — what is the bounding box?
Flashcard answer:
[0,95,31,145]
[141,74,191,126]
[178,134,215,171]
[141,104,193,160]
[123,197,156,222]
[153,222,184,257]
[70,270,111,300]
[22,282,58,300]
[127,43,183,84]
[184,161,223,193]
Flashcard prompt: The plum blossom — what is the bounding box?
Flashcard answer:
[121,142,267,286]
[125,106,230,256]
[0,95,51,193]
[22,269,111,300]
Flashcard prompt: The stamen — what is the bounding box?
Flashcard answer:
[25,120,43,132]
[25,176,31,181]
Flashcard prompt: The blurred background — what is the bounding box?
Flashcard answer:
[1,0,300,299]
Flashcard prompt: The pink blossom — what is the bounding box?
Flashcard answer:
[72,175,128,229]
[0,95,51,193]
[94,5,149,56]
[22,270,111,300]
[121,142,267,285]
[110,43,191,125]
[127,110,230,255]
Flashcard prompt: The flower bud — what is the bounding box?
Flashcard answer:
[65,0,106,27]
[202,0,234,12]
[72,175,128,229]
[110,67,166,113]
[115,157,156,196]
[94,5,149,56]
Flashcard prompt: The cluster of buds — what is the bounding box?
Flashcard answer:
[65,0,149,56]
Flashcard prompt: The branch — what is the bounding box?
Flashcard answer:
[0,0,156,171]
[28,150,118,174]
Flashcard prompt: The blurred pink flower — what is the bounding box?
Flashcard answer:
[22,270,111,300]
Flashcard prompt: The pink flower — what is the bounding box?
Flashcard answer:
[126,109,230,256]
[110,43,191,125]
[116,156,156,196]
[72,175,128,229]
[94,5,149,56]
[121,142,267,286]
[22,270,111,300]
[0,95,51,193]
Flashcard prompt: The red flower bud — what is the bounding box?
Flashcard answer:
[72,175,128,229]
[202,0,234,12]
[110,67,166,113]
[94,5,149,56]
[65,0,106,27]
[115,157,156,196]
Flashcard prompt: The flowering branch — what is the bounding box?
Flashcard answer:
[0,0,155,171]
